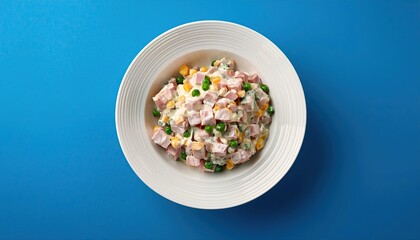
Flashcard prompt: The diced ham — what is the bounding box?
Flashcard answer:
[229,149,251,164]
[186,155,200,166]
[260,112,272,125]
[234,71,249,82]
[168,77,177,87]
[227,59,235,70]
[194,128,209,141]
[224,125,239,140]
[227,78,243,91]
[215,108,232,121]
[188,111,201,126]
[203,91,218,106]
[248,73,261,84]
[206,66,218,74]
[215,98,232,108]
[248,124,260,137]
[211,142,228,156]
[152,84,175,110]
[217,81,228,90]
[191,72,206,85]
[228,103,238,112]
[204,141,213,152]
[224,90,238,100]
[254,87,270,108]
[166,145,180,159]
[152,129,170,148]
[184,98,202,111]
[200,106,216,126]
[240,92,256,112]
[226,70,235,77]
[170,118,188,134]
[193,147,206,159]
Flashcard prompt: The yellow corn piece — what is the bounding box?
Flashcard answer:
[213,60,221,67]
[225,159,235,170]
[238,132,244,142]
[191,141,204,150]
[162,115,169,123]
[256,109,265,117]
[212,83,219,90]
[166,100,175,109]
[177,95,185,104]
[211,76,221,84]
[261,103,269,111]
[200,66,208,72]
[213,105,220,113]
[237,90,246,98]
[260,134,267,140]
[170,137,181,149]
[256,137,265,150]
[179,64,190,76]
[183,82,192,92]
[153,125,160,133]
[189,69,197,76]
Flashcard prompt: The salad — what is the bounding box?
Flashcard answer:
[151,57,274,173]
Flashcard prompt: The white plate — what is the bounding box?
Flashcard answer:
[116,20,306,209]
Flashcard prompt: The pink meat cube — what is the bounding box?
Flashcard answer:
[186,155,200,167]
[224,90,238,100]
[254,87,270,108]
[260,112,272,125]
[248,124,260,137]
[228,104,238,112]
[215,108,232,121]
[227,78,243,91]
[234,71,249,82]
[188,111,201,126]
[217,82,228,90]
[152,85,175,110]
[193,128,209,141]
[152,129,171,148]
[200,106,216,126]
[203,91,218,106]
[166,145,180,159]
[193,147,206,159]
[248,73,261,84]
[206,66,218,74]
[184,98,202,111]
[229,149,251,164]
[215,98,232,108]
[226,70,235,77]
[224,125,238,140]
[170,118,188,134]
[240,92,255,112]
[192,72,206,85]
[211,142,228,156]
[204,141,213,152]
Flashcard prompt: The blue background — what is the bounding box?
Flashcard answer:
[1,1,419,239]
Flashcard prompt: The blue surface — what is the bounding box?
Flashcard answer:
[1,1,419,239]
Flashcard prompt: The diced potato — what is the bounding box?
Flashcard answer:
[226,159,235,170]
[237,90,246,98]
[170,137,181,149]
[179,64,190,76]
[189,69,197,76]
[200,66,208,72]
[183,82,192,92]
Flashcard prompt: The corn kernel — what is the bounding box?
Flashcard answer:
[189,69,197,76]
[256,109,265,117]
[191,141,204,150]
[200,66,208,72]
[237,90,246,98]
[260,134,267,140]
[177,95,185,104]
[153,125,160,133]
[256,137,265,150]
[183,82,192,92]
[261,103,269,111]
[214,60,221,67]
[213,105,220,113]
[211,76,221,84]
[225,159,235,170]
[211,83,219,90]
[239,132,244,142]
[170,137,181,149]
[179,64,190,76]
[162,115,169,123]
[166,100,175,109]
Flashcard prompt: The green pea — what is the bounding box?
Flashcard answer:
[152,108,160,118]
[260,84,269,93]
[176,76,184,84]
[164,126,172,135]
[267,105,275,116]
[215,122,225,132]
[229,139,238,148]
[183,130,191,138]
[211,60,216,66]
[202,83,210,91]
[180,152,187,160]
[203,76,211,85]
[214,165,223,173]
[204,125,213,133]
[204,160,213,169]
[243,82,251,91]
[192,89,200,97]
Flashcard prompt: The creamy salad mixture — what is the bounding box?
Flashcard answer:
[151,57,274,173]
